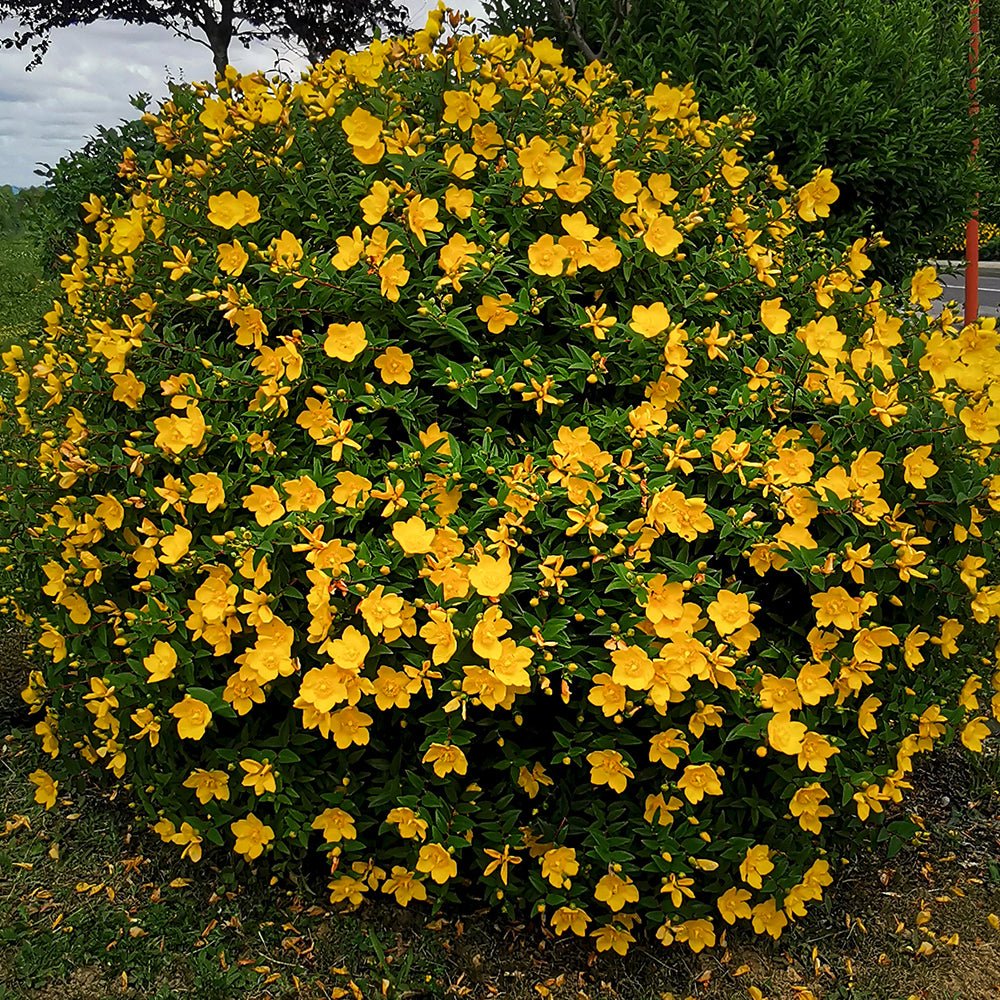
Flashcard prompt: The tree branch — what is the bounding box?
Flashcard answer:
[544,0,601,63]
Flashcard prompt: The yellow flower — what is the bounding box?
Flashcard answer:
[360,181,390,223]
[456,599,503,657]
[374,346,414,385]
[586,674,625,717]
[217,240,248,276]
[444,185,474,219]
[581,303,616,339]
[649,729,689,768]
[207,190,261,229]
[488,638,533,687]
[111,370,145,408]
[796,168,839,222]
[740,844,774,889]
[586,749,634,793]
[332,226,364,269]
[961,717,991,753]
[751,898,788,939]
[28,768,58,810]
[143,640,178,683]
[159,525,192,565]
[789,784,833,834]
[643,214,684,256]
[610,645,655,690]
[675,918,716,954]
[323,321,368,362]
[910,266,943,310]
[517,762,554,799]
[189,471,226,512]
[242,485,285,527]
[312,807,357,842]
[93,493,125,530]
[717,886,753,924]
[282,475,325,512]
[418,609,457,666]
[811,587,862,630]
[707,590,755,636]
[800,732,838,774]
[841,543,874,584]
[442,89,481,130]
[527,234,569,277]
[329,705,373,749]
[591,923,634,955]
[959,401,1000,444]
[183,768,229,804]
[422,742,468,778]
[677,763,724,804]
[476,294,518,334]
[629,302,672,339]
[328,875,368,906]
[767,712,807,756]
[416,843,458,884]
[517,136,565,188]
[644,792,683,826]
[382,866,427,906]
[331,471,373,508]
[483,843,522,885]
[240,758,277,795]
[153,403,207,455]
[371,665,413,710]
[797,315,845,364]
[230,813,274,861]
[594,872,639,912]
[438,232,481,289]
[551,906,590,936]
[270,229,303,271]
[391,515,435,556]
[379,254,410,301]
[386,806,428,840]
[468,552,512,596]
[646,486,714,542]
[760,296,791,334]
[169,696,212,740]
[853,784,886,821]
[171,822,203,863]
[342,107,385,163]
[540,846,578,888]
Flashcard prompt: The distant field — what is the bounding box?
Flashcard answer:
[0,239,54,350]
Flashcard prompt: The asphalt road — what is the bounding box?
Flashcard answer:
[936,265,1000,318]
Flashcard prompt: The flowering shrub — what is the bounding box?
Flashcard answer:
[3,3,1000,955]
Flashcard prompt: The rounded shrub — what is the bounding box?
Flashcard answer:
[3,4,999,954]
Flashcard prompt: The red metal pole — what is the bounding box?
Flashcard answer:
[966,0,980,326]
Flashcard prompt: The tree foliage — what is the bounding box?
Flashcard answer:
[0,185,47,239]
[0,0,410,75]
[483,0,979,277]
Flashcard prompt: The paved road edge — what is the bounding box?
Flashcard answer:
[936,259,1000,277]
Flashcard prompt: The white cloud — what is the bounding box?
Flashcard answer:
[0,0,487,188]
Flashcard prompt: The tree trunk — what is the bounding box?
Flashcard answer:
[204,0,235,78]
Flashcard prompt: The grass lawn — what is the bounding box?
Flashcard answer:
[2,240,1000,1000]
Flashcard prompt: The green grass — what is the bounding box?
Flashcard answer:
[0,237,55,458]
[0,238,54,344]
[2,237,1000,999]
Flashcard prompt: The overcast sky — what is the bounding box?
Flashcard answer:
[0,0,485,188]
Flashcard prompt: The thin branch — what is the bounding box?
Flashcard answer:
[544,0,602,63]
